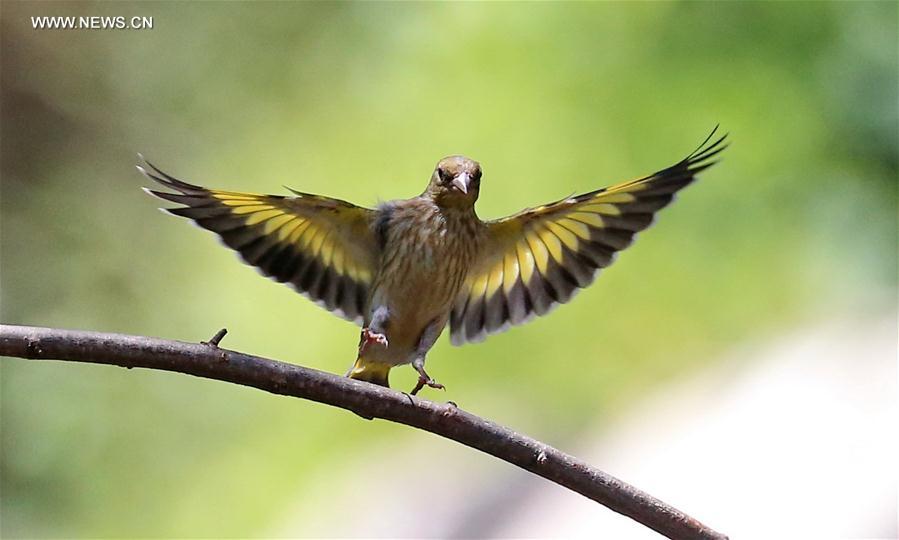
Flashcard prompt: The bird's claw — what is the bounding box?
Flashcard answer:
[410,376,445,396]
[359,328,388,354]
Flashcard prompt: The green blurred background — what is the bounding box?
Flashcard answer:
[1,1,896,537]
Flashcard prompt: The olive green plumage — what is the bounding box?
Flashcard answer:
[141,128,727,392]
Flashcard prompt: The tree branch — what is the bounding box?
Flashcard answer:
[0,324,726,540]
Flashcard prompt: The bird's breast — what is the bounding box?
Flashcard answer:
[374,204,481,320]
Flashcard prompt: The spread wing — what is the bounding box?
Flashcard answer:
[139,158,379,324]
[450,128,727,345]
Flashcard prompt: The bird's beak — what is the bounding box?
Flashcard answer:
[452,172,470,194]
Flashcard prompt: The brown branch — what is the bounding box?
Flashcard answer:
[0,324,726,540]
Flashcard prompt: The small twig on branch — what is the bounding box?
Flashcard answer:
[202,328,228,347]
[0,324,726,540]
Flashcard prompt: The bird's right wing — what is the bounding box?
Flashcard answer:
[449,129,727,345]
[140,159,379,324]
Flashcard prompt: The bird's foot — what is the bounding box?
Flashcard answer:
[410,374,445,396]
[359,327,388,354]
[410,376,445,396]
[410,357,445,396]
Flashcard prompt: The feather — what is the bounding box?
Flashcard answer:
[449,128,727,345]
[142,159,379,324]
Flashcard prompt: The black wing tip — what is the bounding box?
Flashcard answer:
[687,125,729,164]
[137,155,209,215]
[641,126,727,186]
[284,186,313,197]
[655,126,728,180]
[157,207,183,218]
[136,153,207,194]
[143,187,200,207]
[141,186,168,200]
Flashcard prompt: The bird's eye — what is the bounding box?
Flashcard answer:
[438,168,450,183]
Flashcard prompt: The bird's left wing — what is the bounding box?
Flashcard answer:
[140,159,379,324]
[449,129,727,345]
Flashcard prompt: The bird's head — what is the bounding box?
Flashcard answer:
[425,155,482,208]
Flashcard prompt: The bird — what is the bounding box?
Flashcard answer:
[140,128,727,395]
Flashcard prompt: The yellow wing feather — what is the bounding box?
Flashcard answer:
[140,160,379,324]
[450,129,727,345]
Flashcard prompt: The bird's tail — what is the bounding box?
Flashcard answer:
[346,356,391,388]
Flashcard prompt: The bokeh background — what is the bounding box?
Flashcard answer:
[2,2,896,538]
